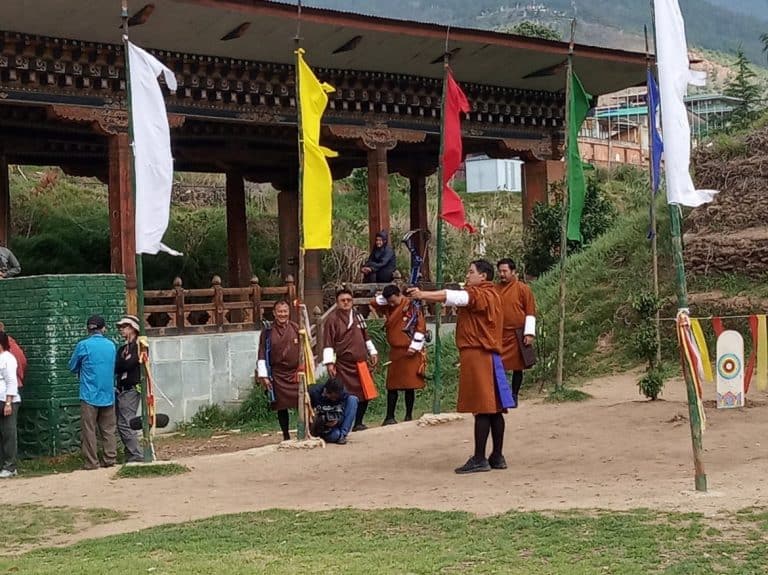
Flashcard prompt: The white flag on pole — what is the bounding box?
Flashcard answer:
[128,42,182,255]
[653,0,718,207]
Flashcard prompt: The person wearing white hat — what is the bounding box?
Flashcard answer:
[115,315,143,462]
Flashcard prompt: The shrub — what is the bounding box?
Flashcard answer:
[523,173,616,277]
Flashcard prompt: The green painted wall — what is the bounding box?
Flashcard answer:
[0,275,126,457]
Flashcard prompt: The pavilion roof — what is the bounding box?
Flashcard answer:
[3,0,648,96]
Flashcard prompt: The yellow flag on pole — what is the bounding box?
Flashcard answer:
[296,48,337,250]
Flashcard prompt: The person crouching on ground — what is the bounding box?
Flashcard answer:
[115,315,144,463]
[408,259,512,474]
[0,333,21,478]
[309,378,358,445]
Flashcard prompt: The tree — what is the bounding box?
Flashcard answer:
[503,21,562,42]
[724,47,762,129]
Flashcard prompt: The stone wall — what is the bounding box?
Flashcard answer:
[148,332,260,426]
[0,274,126,457]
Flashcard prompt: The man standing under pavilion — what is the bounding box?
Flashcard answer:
[408,259,511,474]
[257,300,301,441]
[323,288,378,431]
[496,259,537,404]
[370,284,427,425]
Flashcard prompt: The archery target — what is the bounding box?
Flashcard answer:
[716,330,745,409]
[717,354,741,380]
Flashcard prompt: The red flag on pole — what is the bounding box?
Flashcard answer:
[441,70,475,233]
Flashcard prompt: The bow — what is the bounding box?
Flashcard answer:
[401,229,431,338]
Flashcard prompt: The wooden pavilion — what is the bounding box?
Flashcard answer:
[0,0,647,314]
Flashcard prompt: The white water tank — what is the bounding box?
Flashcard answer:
[465,156,523,193]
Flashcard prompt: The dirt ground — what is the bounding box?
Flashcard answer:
[154,431,281,459]
[3,371,768,546]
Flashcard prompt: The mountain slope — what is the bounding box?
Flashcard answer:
[298,0,768,63]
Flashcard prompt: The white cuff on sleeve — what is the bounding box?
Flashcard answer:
[375,295,387,306]
[257,360,268,378]
[410,332,426,352]
[322,347,336,365]
[445,289,470,307]
[366,340,378,356]
[524,315,536,336]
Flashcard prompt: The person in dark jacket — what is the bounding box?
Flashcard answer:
[361,230,396,283]
[114,315,143,463]
[309,378,358,445]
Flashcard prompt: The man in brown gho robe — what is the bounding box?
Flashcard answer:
[323,288,378,431]
[409,259,512,474]
[496,258,537,405]
[258,300,301,441]
[370,284,427,425]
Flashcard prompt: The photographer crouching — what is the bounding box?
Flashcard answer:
[309,378,358,445]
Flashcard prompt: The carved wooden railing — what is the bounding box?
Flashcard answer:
[143,275,297,336]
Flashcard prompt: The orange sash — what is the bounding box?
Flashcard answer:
[357,361,378,400]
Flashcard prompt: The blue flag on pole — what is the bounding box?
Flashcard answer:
[647,69,663,195]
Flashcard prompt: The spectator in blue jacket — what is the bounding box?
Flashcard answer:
[309,379,358,445]
[69,315,117,470]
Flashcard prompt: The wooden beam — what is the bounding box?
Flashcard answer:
[108,133,137,313]
[0,154,8,247]
[367,145,390,248]
[225,171,252,288]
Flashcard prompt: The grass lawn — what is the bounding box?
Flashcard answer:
[114,463,190,479]
[4,504,127,553]
[2,507,767,574]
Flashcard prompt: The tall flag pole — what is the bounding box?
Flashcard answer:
[555,20,592,390]
[120,0,179,462]
[645,25,662,365]
[432,28,474,414]
[294,0,337,438]
[652,0,718,492]
[294,0,306,442]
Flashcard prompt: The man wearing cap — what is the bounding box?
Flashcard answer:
[115,315,143,463]
[68,315,118,470]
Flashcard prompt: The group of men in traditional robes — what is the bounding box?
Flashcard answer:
[256,258,536,471]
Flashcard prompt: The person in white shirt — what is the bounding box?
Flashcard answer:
[0,332,20,478]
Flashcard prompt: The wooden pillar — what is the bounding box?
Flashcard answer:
[522,160,548,230]
[522,160,564,229]
[277,188,299,281]
[367,145,390,248]
[304,249,323,315]
[408,173,431,282]
[108,133,137,314]
[226,171,252,288]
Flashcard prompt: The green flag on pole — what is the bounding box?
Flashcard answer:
[566,71,592,242]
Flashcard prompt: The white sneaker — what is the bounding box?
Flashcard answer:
[0,470,17,478]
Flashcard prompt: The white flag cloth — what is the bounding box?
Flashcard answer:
[128,42,181,255]
[653,0,718,207]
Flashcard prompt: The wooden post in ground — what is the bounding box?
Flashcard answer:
[555,21,577,392]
